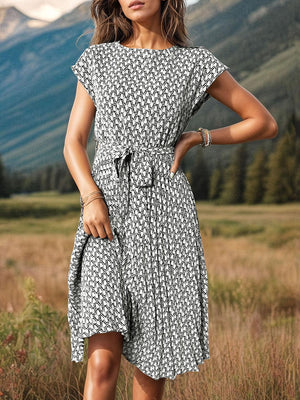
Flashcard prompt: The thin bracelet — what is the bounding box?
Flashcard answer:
[80,191,104,208]
[205,130,210,147]
[83,195,104,208]
[197,127,207,147]
[196,127,205,147]
[82,192,104,204]
[203,129,211,147]
[81,190,103,203]
[201,130,206,147]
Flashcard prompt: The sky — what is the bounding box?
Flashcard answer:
[0,0,199,21]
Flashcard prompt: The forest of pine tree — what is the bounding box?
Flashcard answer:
[0,117,298,204]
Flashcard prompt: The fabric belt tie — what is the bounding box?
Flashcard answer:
[94,142,175,217]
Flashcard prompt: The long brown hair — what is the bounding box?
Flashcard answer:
[89,0,191,47]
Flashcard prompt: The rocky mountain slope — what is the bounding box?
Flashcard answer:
[0,0,298,171]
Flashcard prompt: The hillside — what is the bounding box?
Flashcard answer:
[0,0,298,171]
[0,6,48,41]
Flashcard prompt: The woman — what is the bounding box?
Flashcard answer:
[64,0,278,399]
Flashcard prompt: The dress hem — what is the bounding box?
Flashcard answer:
[70,328,210,381]
[121,352,210,381]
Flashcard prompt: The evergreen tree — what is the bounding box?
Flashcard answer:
[295,168,300,201]
[0,155,10,198]
[6,169,26,194]
[219,144,248,204]
[24,170,42,193]
[264,121,296,203]
[244,147,268,204]
[40,165,54,191]
[209,164,223,200]
[57,164,77,193]
[58,171,77,193]
[190,151,210,200]
[50,164,62,191]
[294,131,300,201]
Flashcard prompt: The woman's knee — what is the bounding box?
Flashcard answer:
[88,352,120,384]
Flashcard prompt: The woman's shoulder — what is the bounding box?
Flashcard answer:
[173,44,214,66]
[89,41,119,53]
[176,44,213,59]
[180,44,226,65]
[180,44,213,55]
[89,42,112,50]
[73,42,113,66]
[79,42,113,56]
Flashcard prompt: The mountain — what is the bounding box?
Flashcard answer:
[0,0,298,172]
[0,6,48,41]
[48,1,92,28]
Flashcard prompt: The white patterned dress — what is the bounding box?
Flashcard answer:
[68,40,229,380]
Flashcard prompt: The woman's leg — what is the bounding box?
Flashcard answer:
[132,367,166,400]
[83,331,124,400]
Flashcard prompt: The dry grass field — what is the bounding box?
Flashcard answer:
[0,193,299,399]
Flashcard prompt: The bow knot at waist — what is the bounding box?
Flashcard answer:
[94,143,175,188]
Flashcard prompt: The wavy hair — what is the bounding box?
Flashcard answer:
[88,0,191,47]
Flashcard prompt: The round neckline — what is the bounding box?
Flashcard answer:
[115,40,177,52]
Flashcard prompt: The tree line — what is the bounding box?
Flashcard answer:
[0,118,298,204]
[190,118,299,204]
[0,161,77,198]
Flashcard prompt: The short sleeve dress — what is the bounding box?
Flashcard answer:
[68,40,229,380]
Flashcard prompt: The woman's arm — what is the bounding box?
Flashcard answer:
[63,81,113,241]
[170,71,278,175]
[63,81,97,196]
[203,70,278,144]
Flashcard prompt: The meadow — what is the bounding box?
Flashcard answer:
[0,193,299,399]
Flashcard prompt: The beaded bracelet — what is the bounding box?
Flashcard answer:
[196,127,212,147]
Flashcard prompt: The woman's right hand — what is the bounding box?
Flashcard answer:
[82,198,114,241]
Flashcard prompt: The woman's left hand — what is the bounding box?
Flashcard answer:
[169,131,201,177]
